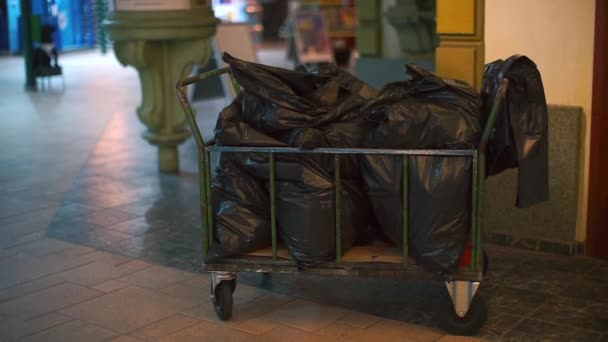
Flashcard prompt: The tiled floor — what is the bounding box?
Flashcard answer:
[1,50,607,341]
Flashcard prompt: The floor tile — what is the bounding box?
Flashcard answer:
[0,231,46,250]
[3,238,75,258]
[182,292,292,335]
[255,325,337,342]
[106,217,171,236]
[364,319,443,342]
[233,284,271,304]
[339,311,381,329]
[109,335,146,342]
[72,208,138,227]
[313,320,368,341]
[478,312,523,338]
[92,280,131,293]
[0,282,102,320]
[532,295,608,333]
[20,319,119,342]
[60,286,196,333]
[0,275,65,303]
[52,203,101,221]
[0,196,59,220]
[436,336,481,341]
[481,285,548,317]
[504,318,601,341]
[117,265,195,290]
[263,299,349,332]
[49,261,134,287]
[522,254,597,274]
[79,250,133,266]
[0,207,58,242]
[178,274,211,289]
[116,259,152,272]
[0,313,72,341]
[562,275,608,304]
[158,283,208,304]
[496,263,581,296]
[129,314,201,341]
[0,252,93,289]
[158,320,253,342]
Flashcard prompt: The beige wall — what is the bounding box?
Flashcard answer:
[485,0,596,241]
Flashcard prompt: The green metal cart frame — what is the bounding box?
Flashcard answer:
[176,68,508,336]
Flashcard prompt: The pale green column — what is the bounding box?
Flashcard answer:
[103,5,218,173]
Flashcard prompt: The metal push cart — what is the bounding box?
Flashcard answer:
[177,68,508,336]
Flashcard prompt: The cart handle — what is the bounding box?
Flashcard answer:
[478,78,509,155]
[176,67,241,150]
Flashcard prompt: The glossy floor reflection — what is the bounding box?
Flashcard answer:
[1,50,607,341]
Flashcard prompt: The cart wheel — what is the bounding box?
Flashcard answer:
[227,278,237,293]
[482,250,489,276]
[212,281,233,321]
[437,294,487,336]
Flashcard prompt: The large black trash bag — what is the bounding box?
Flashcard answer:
[310,63,378,119]
[363,64,482,149]
[277,178,369,265]
[481,55,549,208]
[213,58,375,263]
[408,156,472,271]
[323,116,376,180]
[215,106,370,264]
[214,93,289,147]
[361,155,471,271]
[223,53,376,132]
[251,128,370,265]
[361,64,482,272]
[207,157,271,261]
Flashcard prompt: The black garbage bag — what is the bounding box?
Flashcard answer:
[214,95,371,264]
[362,155,472,271]
[214,93,289,147]
[310,62,378,119]
[323,116,375,180]
[223,53,376,132]
[207,158,271,261]
[363,64,482,149]
[277,178,369,265]
[361,64,482,272]
[244,127,370,265]
[481,55,549,208]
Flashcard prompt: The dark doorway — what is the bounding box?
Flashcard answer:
[586,0,608,258]
[0,0,8,52]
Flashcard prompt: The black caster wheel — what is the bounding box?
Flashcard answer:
[212,281,233,321]
[226,278,237,293]
[437,294,488,336]
[482,250,489,276]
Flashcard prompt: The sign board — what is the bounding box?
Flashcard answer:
[114,0,191,11]
[293,10,334,64]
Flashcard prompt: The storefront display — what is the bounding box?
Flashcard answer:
[289,0,357,65]
[6,0,97,53]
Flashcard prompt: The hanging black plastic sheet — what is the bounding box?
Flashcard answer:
[481,55,549,208]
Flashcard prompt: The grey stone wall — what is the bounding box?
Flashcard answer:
[484,105,583,252]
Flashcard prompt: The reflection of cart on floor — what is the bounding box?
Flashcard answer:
[176,67,511,336]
